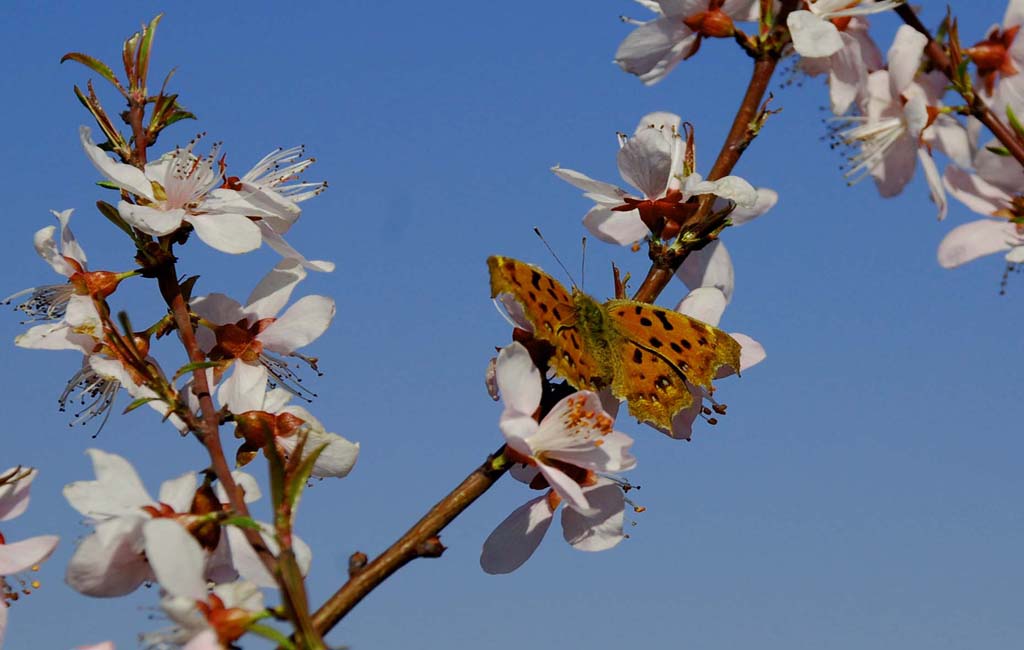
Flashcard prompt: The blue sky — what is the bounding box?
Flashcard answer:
[0,1,1021,648]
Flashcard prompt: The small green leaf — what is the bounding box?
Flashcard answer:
[285,441,327,511]
[60,53,126,95]
[173,360,221,382]
[136,14,163,91]
[1007,104,1024,140]
[124,397,160,414]
[222,515,262,530]
[985,144,1012,156]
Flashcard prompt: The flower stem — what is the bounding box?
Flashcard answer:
[308,446,511,637]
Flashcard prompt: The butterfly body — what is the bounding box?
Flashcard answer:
[488,255,740,432]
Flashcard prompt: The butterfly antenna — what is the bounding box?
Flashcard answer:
[581,236,587,291]
[533,227,578,287]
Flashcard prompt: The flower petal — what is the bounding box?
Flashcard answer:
[0,468,35,522]
[33,225,77,277]
[887,25,927,94]
[617,128,673,198]
[479,495,554,574]
[188,212,263,254]
[79,126,154,200]
[788,11,844,58]
[495,342,543,417]
[258,295,334,353]
[614,17,695,85]
[551,166,627,203]
[63,449,154,519]
[562,480,625,551]
[676,287,728,327]
[0,535,58,574]
[937,219,1020,268]
[144,519,207,600]
[245,259,307,318]
[65,516,151,597]
[582,206,650,245]
[674,240,735,301]
[118,202,185,236]
[158,472,198,513]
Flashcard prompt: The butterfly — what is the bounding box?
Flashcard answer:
[488,255,741,433]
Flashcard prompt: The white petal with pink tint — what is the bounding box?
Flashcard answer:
[676,287,728,326]
[258,295,335,353]
[144,519,207,600]
[63,448,154,519]
[675,240,735,301]
[562,480,626,551]
[495,342,542,416]
[582,207,649,245]
[245,259,307,319]
[480,495,554,574]
[188,212,262,254]
[79,126,154,200]
[0,535,58,574]
[117,202,185,236]
[788,11,843,58]
[938,219,1023,268]
[0,468,35,522]
[617,128,673,198]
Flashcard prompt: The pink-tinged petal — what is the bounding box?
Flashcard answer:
[668,389,703,440]
[63,449,154,519]
[158,473,198,513]
[118,202,185,236]
[258,295,334,353]
[65,516,151,596]
[64,294,102,330]
[495,343,542,417]
[938,219,1020,268]
[675,240,735,301]
[501,418,541,451]
[635,111,681,134]
[0,535,58,574]
[582,206,649,245]
[538,464,591,514]
[975,139,1024,192]
[1005,0,1024,28]
[244,259,307,318]
[676,287,728,327]
[731,332,766,371]
[929,116,972,169]
[54,209,87,267]
[788,11,843,58]
[212,580,264,611]
[597,387,621,420]
[918,149,948,221]
[551,166,627,203]
[257,223,335,272]
[690,175,757,207]
[943,166,1011,216]
[614,17,695,85]
[188,212,262,254]
[143,519,207,600]
[729,187,778,225]
[183,630,220,650]
[77,642,116,650]
[479,495,554,574]
[618,128,673,198]
[213,471,262,505]
[218,362,268,413]
[15,322,95,352]
[33,225,76,277]
[191,293,246,329]
[0,468,35,522]
[562,480,626,551]
[493,294,532,332]
[656,0,707,16]
[1007,245,1024,263]
[532,393,637,474]
[79,126,155,200]
[903,92,929,138]
[870,132,917,197]
[0,605,7,648]
[277,429,359,479]
[887,25,927,94]
[828,33,867,115]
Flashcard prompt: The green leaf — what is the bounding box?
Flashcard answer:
[60,53,126,95]
[985,144,1012,156]
[173,360,221,382]
[1007,104,1024,140]
[247,623,296,650]
[285,440,327,512]
[136,14,163,92]
[222,515,262,530]
[123,397,160,414]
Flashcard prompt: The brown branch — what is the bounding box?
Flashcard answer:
[894,4,1024,167]
[310,446,510,636]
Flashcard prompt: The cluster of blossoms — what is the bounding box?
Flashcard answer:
[3,21,358,645]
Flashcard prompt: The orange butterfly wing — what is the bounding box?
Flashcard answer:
[604,300,741,431]
[487,256,605,391]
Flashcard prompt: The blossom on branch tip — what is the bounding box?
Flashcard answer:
[80,127,331,267]
[615,0,761,85]
[796,16,883,115]
[191,259,335,412]
[553,112,757,246]
[0,467,59,648]
[480,343,636,574]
